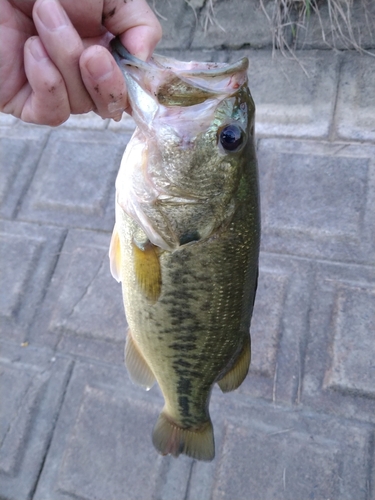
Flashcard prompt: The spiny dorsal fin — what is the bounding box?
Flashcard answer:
[217,334,251,393]
[132,240,162,303]
[109,225,122,282]
[125,330,156,390]
[152,411,215,461]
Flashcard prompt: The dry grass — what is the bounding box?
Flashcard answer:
[177,0,375,76]
[191,0,375,61]
[200,0,225,32]
[259,0,375,55]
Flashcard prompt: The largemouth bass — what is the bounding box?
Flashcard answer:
[109,39,260,461]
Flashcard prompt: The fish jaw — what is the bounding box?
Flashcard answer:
[111,37,250,143]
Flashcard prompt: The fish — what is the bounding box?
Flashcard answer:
[109,38,260,462]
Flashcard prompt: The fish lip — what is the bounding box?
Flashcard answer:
[177,59,249,78]
[110,37,248,78]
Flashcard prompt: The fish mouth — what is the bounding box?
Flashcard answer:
[111,38,248,77]
[110,38,249,107]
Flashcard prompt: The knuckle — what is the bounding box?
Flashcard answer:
[64,41,83,63]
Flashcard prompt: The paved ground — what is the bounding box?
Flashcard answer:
[1,44,374,500]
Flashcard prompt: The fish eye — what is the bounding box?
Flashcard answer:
[218,125,244,152]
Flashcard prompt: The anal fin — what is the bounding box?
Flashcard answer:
[152,411,215,462]
[217,334,251,393]
[125,330,156,391]
[133,240,162,303]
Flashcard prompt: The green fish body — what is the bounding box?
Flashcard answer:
[110,40,260,461]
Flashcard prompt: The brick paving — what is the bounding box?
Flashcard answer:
[1,39,374,500]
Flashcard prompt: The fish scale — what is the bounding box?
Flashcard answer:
[110,38,260,461]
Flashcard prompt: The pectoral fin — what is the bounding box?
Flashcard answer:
[133,240,162,303]
[109,225,122,282]
[217,334,251,393]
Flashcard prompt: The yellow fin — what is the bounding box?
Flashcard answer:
[133,240,161,302]
[217,335,251,393]
[125,330,156,390]
[109,225,122,282]
[152,411,215,462]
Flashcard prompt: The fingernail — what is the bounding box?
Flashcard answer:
[86,52,114,80]
[108,102,124,114]
[28,37,49,61]
[135,50,150,62]
[37,0,69,30]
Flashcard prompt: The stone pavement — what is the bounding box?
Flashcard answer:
[1,30,375,500]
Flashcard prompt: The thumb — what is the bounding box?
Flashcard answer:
[102,0,162,60]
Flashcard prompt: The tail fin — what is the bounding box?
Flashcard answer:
[152,411,215,462]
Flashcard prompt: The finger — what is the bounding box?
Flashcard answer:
[32,0,94,114]
[20,36,70,125]
[103,0,162,61]
[0,0,35,111]
[80,45,129,120]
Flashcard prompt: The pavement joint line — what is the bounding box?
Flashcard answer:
[28,359,76,500]
[365,432,375,500]
[65,258,103,321]
[255,133,373,144]
[4,127,52,220]
[25,229,69,345]
[183,458,195,500]
[294,297,314,406]
[328,52,344,142]
[257,248,375,268]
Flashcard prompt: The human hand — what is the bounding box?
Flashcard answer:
[0,0,162,125]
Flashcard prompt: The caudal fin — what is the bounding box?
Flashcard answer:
[152,411,215,461]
